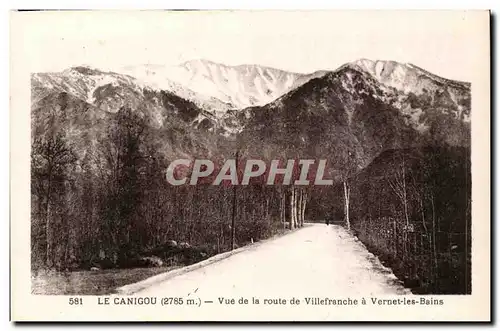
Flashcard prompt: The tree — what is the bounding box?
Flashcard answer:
[388,152,411,255]
[31,132,77,268]
[98,107,147,261]
[341,150,356,231]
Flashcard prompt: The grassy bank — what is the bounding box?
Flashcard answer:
[31,266,179,295]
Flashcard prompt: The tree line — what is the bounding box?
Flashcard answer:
[323,146,471,294]
[31,107,308,271]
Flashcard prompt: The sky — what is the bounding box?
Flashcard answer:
[14,10,488,82]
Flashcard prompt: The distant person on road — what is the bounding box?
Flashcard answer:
[326,218,330,226]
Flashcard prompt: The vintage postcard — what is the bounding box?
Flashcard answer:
[10,10,490,322]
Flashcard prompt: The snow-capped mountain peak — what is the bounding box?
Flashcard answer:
[129,59,327,110]
[348,58,469,94]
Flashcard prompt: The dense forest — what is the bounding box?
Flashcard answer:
[31,106,311,272]
[317,146,471,294]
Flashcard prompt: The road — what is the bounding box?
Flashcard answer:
[132,223,410,298]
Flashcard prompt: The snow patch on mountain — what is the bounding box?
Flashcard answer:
[350,59,470,95]
[120,64,233,117]
[141,59,327,109]
[32,59,470,142]
[351,59,417,93]
[344,59,471,130]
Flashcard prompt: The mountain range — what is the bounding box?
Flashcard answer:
[121,59,328,111]
[31,58,471,179]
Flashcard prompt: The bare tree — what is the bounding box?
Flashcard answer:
[343,181,351,230]
[301,190,308,225]
[289,186,295,229]
[388,154,411,254]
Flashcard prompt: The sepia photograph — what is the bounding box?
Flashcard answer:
[10,9,490,322]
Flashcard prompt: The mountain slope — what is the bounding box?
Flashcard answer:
[31,89,230,166]
[237,62,470,179]
[32,67,223,133]
[347,59,471,124]
[31,66,238,168]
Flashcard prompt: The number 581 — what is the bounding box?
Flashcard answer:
[69,297,83,305]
